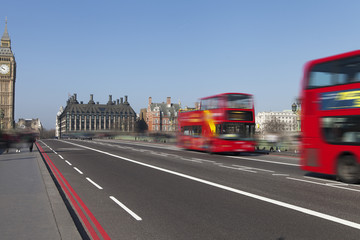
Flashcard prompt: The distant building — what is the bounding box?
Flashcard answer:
[146,97,180,133]
[0,19,16,130]
[139,108,147,121]
[55,106,64,138]
[17,118,43,133]
[57,94,136,138]
[256,110,298,134]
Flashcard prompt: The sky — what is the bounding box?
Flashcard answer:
[1,0,360,129]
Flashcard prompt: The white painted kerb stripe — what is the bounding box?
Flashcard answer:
[110,196,142,221]
[62,140,360,230]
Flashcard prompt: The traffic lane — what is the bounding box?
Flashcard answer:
[71,139,301,175]
[93,138,300,166]
[40,140,360,239]
[46,140,360,229]
[51,139,360,223]
[93,138,299,162]
[38,141,153,239]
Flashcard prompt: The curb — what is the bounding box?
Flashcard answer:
[36,145,83,240]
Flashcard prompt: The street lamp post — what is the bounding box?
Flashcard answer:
[292,101,301,131]
[0,109,4,130]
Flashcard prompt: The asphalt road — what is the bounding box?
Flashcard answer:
[38,139,360,240]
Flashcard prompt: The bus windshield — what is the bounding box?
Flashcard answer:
[227,94,253,109]
[308,55,360,88]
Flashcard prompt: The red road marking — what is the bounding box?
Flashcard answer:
[36,142,111,240]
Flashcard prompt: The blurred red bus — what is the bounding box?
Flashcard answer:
[301,50,360,183]
[177,93,256,153]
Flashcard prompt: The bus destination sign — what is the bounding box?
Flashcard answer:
[321,89,360,110]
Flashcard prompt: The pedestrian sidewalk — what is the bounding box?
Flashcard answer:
[0,145,81,240]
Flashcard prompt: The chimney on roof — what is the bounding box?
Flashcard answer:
[149,97,152,105]
[167,97,171,107]
[71,93,79,104]
[117,99,119,105]
[124,95,128,104]
[88,94,95,104]
[107,95,113,105]
[120,97,123,104]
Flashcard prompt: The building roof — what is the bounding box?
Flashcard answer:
[0,18,13,56]
[59,94,136,118]
[1,19,10,41]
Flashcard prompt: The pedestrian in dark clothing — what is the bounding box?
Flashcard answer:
[28,135,35,152]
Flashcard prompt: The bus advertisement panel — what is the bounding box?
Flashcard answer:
[300,50,360,183]
[177,93,256,153]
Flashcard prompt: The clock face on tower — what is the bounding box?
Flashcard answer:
[0,64,10,74]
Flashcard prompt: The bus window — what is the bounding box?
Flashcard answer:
[200,97,219,110]
[181,126,202,137]
[219,123,255,140]
[321,116,360,145]
[308,56,360,88]
[350,72,360,83]
[309,72,347,87]
[227,94,252,109]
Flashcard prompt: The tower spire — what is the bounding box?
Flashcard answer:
[1,17,10,41]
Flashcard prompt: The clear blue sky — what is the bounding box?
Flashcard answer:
[1,0,360,129]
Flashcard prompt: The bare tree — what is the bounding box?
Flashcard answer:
[134,119,148,133]
[264,118,286,134]
[40,128,56,139]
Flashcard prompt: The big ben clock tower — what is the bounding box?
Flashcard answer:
[0,18,16,130]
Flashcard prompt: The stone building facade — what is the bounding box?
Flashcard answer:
[146,97,180,133]
[57,94,136,138]
[256,110,298,134]
[0,19,16,130]
[17,118,43,133]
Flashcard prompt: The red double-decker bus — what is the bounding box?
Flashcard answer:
[177,93,256,153]
[301,50,360,183]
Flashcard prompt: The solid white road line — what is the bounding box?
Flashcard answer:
[272,174,290,176]
[109,196,142,221]
[287,177,360,193]
[219,165,257,173]
[232,164,275,173]
[325,183,348,186]
[86,178,103,190]
[303,176,337,183]
[61,140,360,230]
[303,176,348,185]
[227,156,299,166]
[74,167,83,175]
[65,160,72,166]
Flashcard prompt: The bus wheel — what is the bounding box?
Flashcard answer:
[337,155,360,184]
